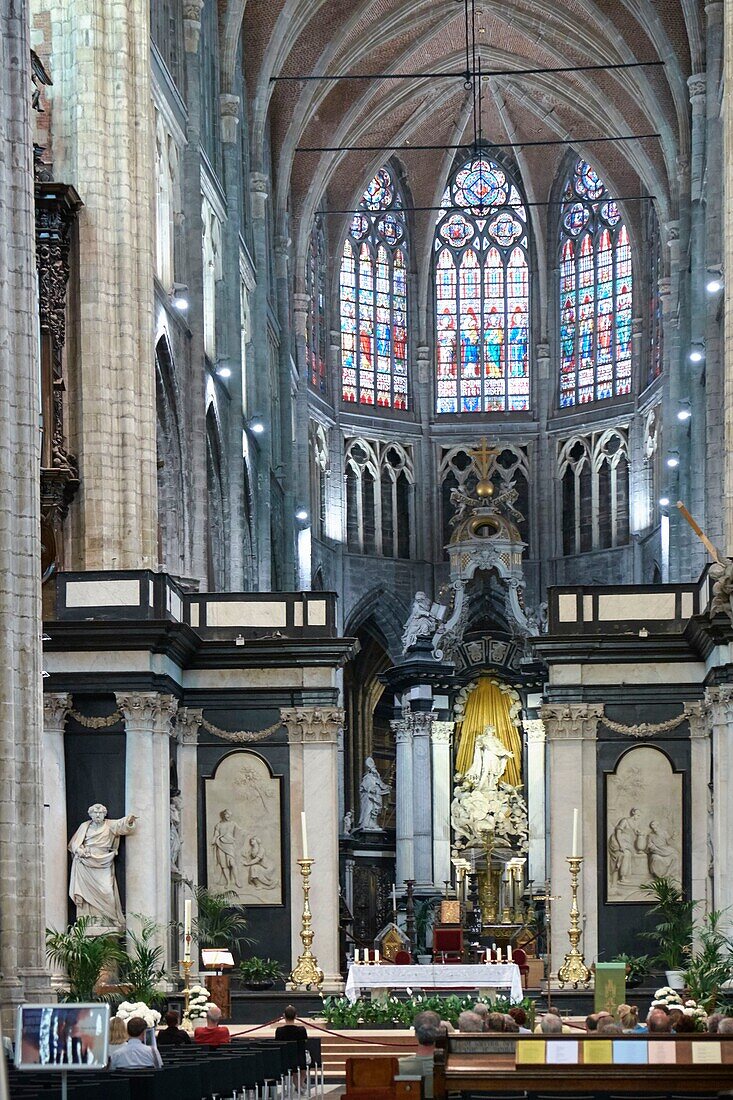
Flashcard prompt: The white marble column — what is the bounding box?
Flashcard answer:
[43,694,71,989]
[173,708,201,974]
[541,704,602,974]
[704,687,733,921]
[117,693,177,959]
[281,707,344,991]
[431,721,453,890]
[523,718,547,887]
[412,711,434,888]
[391,714,414,887]
[684,699,714,912]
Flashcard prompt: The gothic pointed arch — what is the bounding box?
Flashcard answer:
[340,165,408,409]
[558,157,633,407]
[434,153,531,414]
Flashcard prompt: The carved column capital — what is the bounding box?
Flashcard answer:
[704,685,733,723]
[281,706,344,743]
[430,721,454,744]
[687,73,707,105]
[183,0,204,52]
[683,700,712,739]
[250,172,269,219]
[116,692,178,734]
[175,707,203,745]
[219,93,240,143]
[523,718,546,744]
[540,703,602,740]
[391,720,412,744]
[43,692,72,732]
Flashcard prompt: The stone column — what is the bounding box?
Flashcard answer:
[541,704,602,973]
[46,0,158,569]
[684,699,714,910]
[391,714,414,887]
[704,687,733,920]
[725,0,733,551]
[412,711,435,888]
[249,171,273,589]
[174,708,201,973]
[0,0,53,1021]
[523,718,547,887]
[281,707,344,991]
[430,722,453,890]
[117,693,177,958]
[42,694,71,942]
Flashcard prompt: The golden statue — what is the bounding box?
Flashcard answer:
[455,677,523,787]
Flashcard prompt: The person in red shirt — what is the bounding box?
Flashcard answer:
[193,1005,231,1046]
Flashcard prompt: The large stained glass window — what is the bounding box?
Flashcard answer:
[340,167,408,408]
[558,159,633,407]
[306,217,327,393]
[434,157,530,413]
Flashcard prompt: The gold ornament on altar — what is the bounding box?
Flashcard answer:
[289,858,324,989]
[557,856,592,989]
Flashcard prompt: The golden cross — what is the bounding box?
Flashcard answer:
[469,437,500,482]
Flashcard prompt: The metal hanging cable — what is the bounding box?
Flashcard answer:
[270,60,664,82]
[295,132,661,153]
[316,195,653,215]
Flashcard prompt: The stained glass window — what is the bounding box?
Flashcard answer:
[558,159,633,407]
[340,167,408,408]
[434,156,530,414]
[306,217,327,393]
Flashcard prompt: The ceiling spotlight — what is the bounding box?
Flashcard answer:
[689,345,705,363]
[249,416,265,435]
[217,366,232,379]
[171,282,189,310]
[659,497,670,507]
[666,454,680,469]
[295,508,309,521]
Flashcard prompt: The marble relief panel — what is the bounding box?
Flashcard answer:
[605,745,682,903]
[205,750,283,905]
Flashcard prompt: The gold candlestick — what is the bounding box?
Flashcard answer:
[557,856,591,988]
[290,857,324,989]
[181,958,194,1033]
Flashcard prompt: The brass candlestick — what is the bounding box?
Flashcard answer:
[181,958,194,1033]
[290,857,324,989]
[557,856,591,988]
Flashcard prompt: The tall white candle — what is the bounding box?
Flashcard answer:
[507,944,513,961]
[392,884,397,911]
[374,949,380,963]
[354,948,360,964]
[301,811,309,859]
[572,807,579,857]
[183,899,192,962]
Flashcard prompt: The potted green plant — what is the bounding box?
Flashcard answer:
[683,910,733,1010]
[188,883,252,958]
[611,952,652,988]
[641,877,697,989]
[238,956,283,991]
[45,917,121,1001]
[117,916,168,1008]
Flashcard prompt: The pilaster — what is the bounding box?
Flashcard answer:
[703,686,733,920]
[523,718,547,885]
[684,699,713,909]
[281,707,344,989]
[42,694,72,946]
[430,722,453,890]
[391,718,415,886]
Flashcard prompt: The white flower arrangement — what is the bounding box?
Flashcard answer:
[114,1001,162,1028]
[650,986,684,1010]
[184,984,215,1021]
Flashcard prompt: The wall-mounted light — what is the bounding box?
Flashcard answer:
[677,402,692,422]
[216,366,232,379]
[689,344,705,363]
[295,508,309,522]
[171,282,189,310]
[659,496,670,507]
[248,415,265,435]
[706,267,723,294]
[666,452,680,469]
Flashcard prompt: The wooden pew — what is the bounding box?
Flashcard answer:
[344,1055,424,1099]
[432,1032,733,1098]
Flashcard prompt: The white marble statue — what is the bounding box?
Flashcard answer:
[464,726,513,793]
[342,810,353,835]
[170,793,182,875]
[401,592,443,653]
[211,808,244,889]
[68,803,136,931]
[357,757,391,832]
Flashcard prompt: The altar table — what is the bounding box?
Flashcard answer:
[344,962,523,1004]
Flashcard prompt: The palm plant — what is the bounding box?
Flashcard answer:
[117,916,168,1007]
[190,884,252,955]
[683,910,733,1009]
[45,917,121,1001]
[640,876,697,971]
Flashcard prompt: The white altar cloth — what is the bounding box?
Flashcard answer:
[344,962,523,1004]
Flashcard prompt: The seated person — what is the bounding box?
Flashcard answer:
[538,1013,563,1035]
[457,1010,484,1033]
[502,1016,519,1033]
[718,1018,733,1035]
[673,1014,697,1034]
[108,1017,128,1056]
[617,1004,645,1033]
[508,1006,531,1034]
[534,1008,572,1034]
[707,1013,723,1033]
[485,1012,506,1033]
[156,1010,191,1046]
[275,1004,308,1042]
[646,1009,672,1033]
[398,1019,438,1100]
[110,1016,162,1070]
[193,1004,231,1046]
[597,1020,622,1035]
